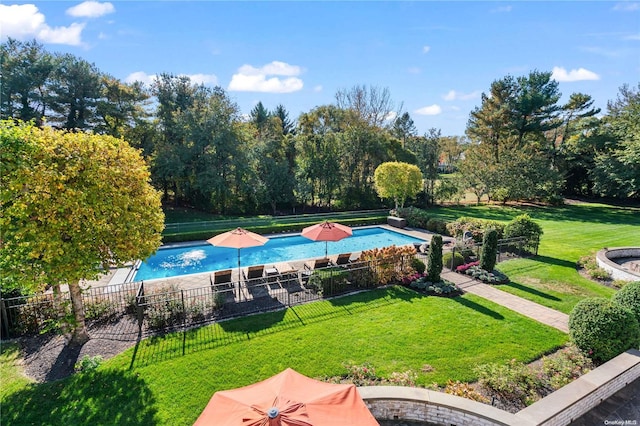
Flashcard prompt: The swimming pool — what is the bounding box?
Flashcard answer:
[133,226,425,281]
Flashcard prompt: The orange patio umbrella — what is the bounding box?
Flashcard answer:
[193,368,379,426]
[207,228,268,299]
[301,221,352,258]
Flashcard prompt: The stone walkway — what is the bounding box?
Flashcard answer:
[441,270,570,333]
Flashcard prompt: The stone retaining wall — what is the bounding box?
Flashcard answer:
[359,349,640,426]
[359,386,523,426]
[596,247,640,282]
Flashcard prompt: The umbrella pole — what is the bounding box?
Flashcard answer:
[325,241,328,258]
[237,249,241,302]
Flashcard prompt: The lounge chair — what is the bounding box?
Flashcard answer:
[333,253,352,266]
[243,265,265,283]
[211,269,233,290]
[279,268,302,291]
[301,258,330,283]
[304,258,330,271]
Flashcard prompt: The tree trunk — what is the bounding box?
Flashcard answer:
[68,280,89,345]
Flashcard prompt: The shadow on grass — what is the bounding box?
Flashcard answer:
[219,307,287,334]
[533,255,577,269]
[1,369,157,425]
[128,287,407,368]
[453,296,505,320]
[499,281,562,301]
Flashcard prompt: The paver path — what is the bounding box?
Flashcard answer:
[442,271,570,333]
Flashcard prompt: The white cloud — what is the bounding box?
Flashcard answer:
[229,61,304,93]
[385,111,398,121]
[125,71,157,85]
[313,85,323,92]
[67,1,115,18]
[422,45,431,53]
[613,2,640,11]
[623,33,640,40]
[247,61,302,76]
[414,104,442,116]
[0,4,84,45]
[551,66,600,82]
[442,90,480,101]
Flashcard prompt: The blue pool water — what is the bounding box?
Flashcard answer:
[133,226,425,281]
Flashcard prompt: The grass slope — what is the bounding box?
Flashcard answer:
[2,287,566,426]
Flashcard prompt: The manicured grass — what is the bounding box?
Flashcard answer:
[0,343,32,401]
[2,287,567,426]
[428,201,640,313]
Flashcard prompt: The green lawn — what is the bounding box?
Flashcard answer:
[1,287,567,426]
[428,201,639,313]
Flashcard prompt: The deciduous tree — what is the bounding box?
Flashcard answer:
[0,120,164,345]
[374,161,423,209]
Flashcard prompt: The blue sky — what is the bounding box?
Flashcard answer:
[2,1,639,136]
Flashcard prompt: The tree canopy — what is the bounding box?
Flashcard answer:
[374,161,423,209]
[0,120,164,344]
[1,38,637,216]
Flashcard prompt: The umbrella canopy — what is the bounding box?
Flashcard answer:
[207,228,268,299]
[207,227,269,249]
[193,368,379,426]
[301,221,353,257]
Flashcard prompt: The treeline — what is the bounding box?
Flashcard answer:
[2,38,638,215]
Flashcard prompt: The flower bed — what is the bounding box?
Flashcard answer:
[456,261,480,273]
[456,261,509,284]
[402,273,462,297]
[462,265,509,284]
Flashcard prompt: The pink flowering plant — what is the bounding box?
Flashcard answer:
[401,272,462,297]
[456,261,480,273]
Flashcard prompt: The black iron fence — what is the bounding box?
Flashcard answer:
[1,255,415,340]
[434,236,535,270]
[0,281,140,339]
[1,237,535,340]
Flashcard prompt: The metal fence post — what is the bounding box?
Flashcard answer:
[136,281,145,333]
[181,290,186,330]
[0,297,10,339]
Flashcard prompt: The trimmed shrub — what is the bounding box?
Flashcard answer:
[569,297,640,364]
[360,245,416,285]
[411,257,426,274]
[612,281,640,325]
[394,207,430,229]
[426,235,443,282]
[503,214,543,249]
[443,252,465,270]
[445,217,505,242]
[426,218,449,235]
[480,228,498,272]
